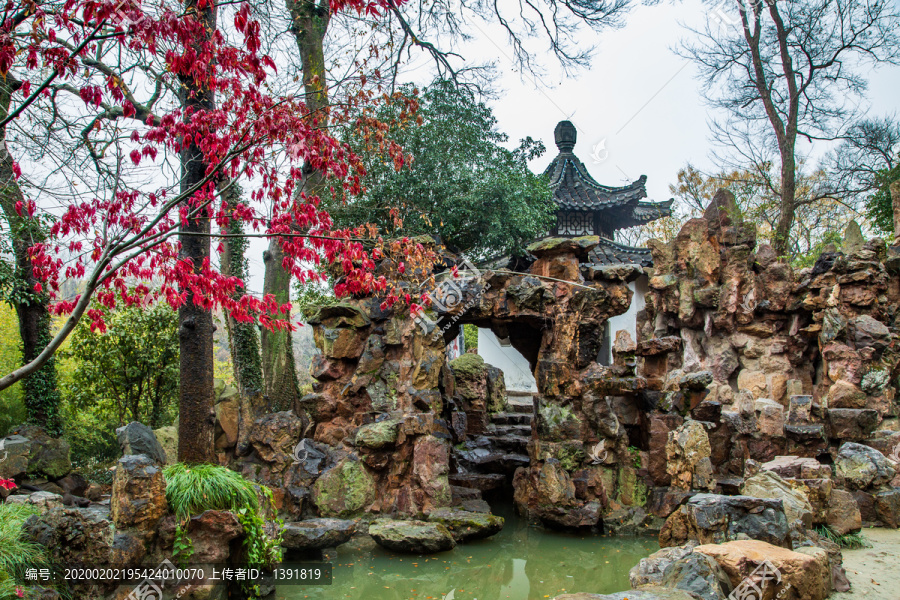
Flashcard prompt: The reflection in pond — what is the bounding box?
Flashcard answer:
[277,505,657,600]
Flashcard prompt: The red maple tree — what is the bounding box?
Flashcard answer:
[0,0,435,392]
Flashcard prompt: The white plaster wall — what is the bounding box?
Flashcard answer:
[606,275,648,364]
[477,328,538,393]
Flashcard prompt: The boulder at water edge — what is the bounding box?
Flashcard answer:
[659,551,732,600]
[281,518,355,551]
[426,507,504,542]
[368,519,456,553]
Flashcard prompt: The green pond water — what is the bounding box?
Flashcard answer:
[276,505,658,600]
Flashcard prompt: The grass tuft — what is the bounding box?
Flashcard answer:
[163,463,263,522]
[0,504,50,600]
[162,462,282,585]
[814,525,873,549]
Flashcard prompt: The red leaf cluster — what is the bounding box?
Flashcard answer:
[1,0,429,336]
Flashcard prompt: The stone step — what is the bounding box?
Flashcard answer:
[485,434,530,454]
[491,412,532,426]
[506,398,534,415]
[450,485,483,502]
[485,453,529,473]
[449,473,506,492]
[485,423,532,437]
[455,446,530,474]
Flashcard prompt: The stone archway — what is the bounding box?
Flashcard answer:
[298,235,660,526]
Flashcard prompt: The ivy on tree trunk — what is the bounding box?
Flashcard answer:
[259,0,331,410]
[220,179,264,399]
[0,77,61,436]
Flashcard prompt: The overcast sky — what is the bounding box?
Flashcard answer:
[461,0,900,206]
[245,0,900,294]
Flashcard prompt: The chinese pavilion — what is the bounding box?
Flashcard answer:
[543,120,673,266]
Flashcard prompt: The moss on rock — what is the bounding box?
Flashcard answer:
[426,508,504,542]
[617,464,649,508]
[557,443,586,472]
[355,419,401,450]
[312,458,376,518]
[449,353,486,378]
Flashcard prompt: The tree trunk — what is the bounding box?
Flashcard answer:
[773,151,796,258]
[219,179,266,454]
[219,179,263,397]
[150,377,162,429]
[891,180,900,246]
[177,0,217,464]
[0,78,62,435]
[259,0,331,410]
[261,244,301,411]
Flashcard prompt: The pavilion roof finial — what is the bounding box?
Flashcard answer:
[554,120,577,152]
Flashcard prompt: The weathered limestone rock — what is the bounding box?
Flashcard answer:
[116,422,167,464]
[22,506,115,566]
[153,425,178,465]
[449,354,507,433]
[827,408,879,440]
[793,528,851,593]
[311,457,376,518]
[787,396,812,425]
[647,488,693,520]
[629,543,698,588]
[249,411,304,464]
[408,434,452,513]
[761,456,831,479]
[368,519,456,553]
[110,454,167,531]
[648,414,684,486]
[665,420,714,491]
[851,315,891,350]
[187,510,244,562]
[659,494,791,548]
[826,381,867,409]
[281,519,355,550]
[737,370,768,399]
[5,491,64,510]
[835,442,896,490]
[825,489,862,535]
[513,459,576,517]
[874,488,900,528]
[659,551,733,600]
[214,382,241,450]
[426,507,504,542]
[741,470,813,530]
[56,473,89,497]
[755,399,785,437]
[0,434,31,479]
[8,425,71,480]
[602,505,660,536]
[696,540,830,600]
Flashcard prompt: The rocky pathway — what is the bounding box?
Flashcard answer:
[834,528,900,600]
